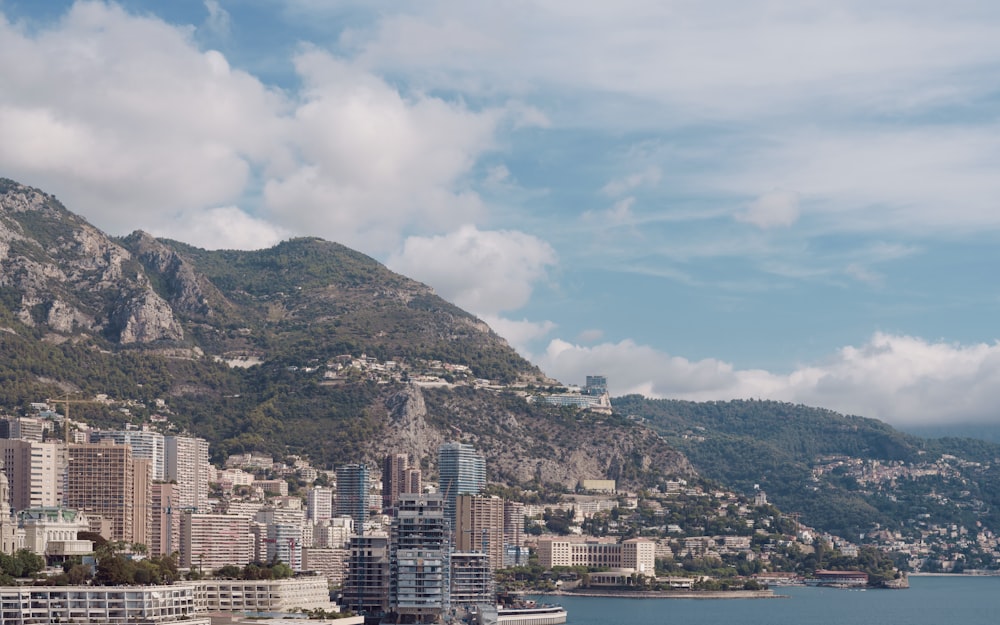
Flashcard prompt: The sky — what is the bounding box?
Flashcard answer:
[2,1,1000,429]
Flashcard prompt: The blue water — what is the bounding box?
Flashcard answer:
[532,575,1000,625]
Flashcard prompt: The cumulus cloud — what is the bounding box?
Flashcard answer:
[480,314,557,356]
[386,225,556,316]
[0,2,286,240]
[150,206,288,250]
[538,333,1000,427]
[736,190,800,229]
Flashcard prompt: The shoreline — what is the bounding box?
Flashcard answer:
[537,589,783,600]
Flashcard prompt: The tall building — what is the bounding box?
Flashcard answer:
[306,487,333,521]
[455,495,505,571]
[503,501,525,549]
[344,534,390,618]
[132,458,152,548]
[382,453,422,511]
[266,523,303,571]
[165,436,210,512]
[438,442,486,526]
[65,441,144,543]
[390,493,450,623]
[0,462,17,554]
[150,482,181,557]
[335,464,370,530]
[0,439,65,511]
[179,512,254,571]
[92,428,165,480]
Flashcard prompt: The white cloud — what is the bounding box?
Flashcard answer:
[538,333,1000,427]
[480,314,557,356]
[202,0,231,38]
[386,225,556,316]
[576,328,604,343]
[262,49,504,253]
[608,197,635,223]
[0,2,286,241]
[150,206,288,250]
[736,190,800,229]
[602,166,662,197]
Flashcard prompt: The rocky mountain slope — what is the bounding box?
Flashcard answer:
[0,177,691,487]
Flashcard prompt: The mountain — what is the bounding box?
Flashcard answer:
[0,178,691,487]
[614,396,1000,541]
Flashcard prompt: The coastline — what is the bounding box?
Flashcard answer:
[539,589,783,600]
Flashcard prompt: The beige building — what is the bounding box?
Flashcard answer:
[64,441,147,543]
[179,512,254,571]
[0,439,65,511]
[455,494,505,570]
[192,576,337,612]
[536,537,655,574]
[17,507,93,558]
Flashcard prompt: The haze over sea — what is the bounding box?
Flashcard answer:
[533,576,1000,625]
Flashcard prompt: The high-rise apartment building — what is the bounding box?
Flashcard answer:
[265,523,303,571]
[306,487,333,521]
[335,464,370,530]
[455,494,505,570]
[0,439,65,511]
[150,482,181,557]
[165,436,210,512]
[92,428,165,480]
[179,512,254,571]
[390,493,450,623]
[344,534,390,618]
[65,441,145,543]
[450,551,493,606]
[438,442,485,526]
[381,453,422,511]
[503,500,525,549]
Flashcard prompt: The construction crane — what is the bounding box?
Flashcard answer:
[46,393,101,444]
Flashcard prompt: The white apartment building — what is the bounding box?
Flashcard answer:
[165,436,210,512]
[0,585,208,624]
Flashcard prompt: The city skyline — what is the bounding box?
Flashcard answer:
[3,2,1000,427]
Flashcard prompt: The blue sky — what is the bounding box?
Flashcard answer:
[3,1,1000,427]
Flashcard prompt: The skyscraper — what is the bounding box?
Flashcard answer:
[336,464,370,530]
[438,442,485,526]
[92,428,165,480]
[390,493,450,623]
[382,453,422,511]
[65,441,146,543]
[455,494,505,570]
[0,439,65,510]
[164,435,210,512]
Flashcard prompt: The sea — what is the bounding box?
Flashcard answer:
[531,575,1000,625]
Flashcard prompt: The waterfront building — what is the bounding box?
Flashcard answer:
[192,576,338,613]
[390,493,451,623]
[336,463,370,530]
[343,534,390,618]
[535,537,655,574]
[455,494,505,570]
[450,551,493,606]
[0,585,207,625]
[0,439,65,510]
[165,435,211,512]
[179,512,254,571]
[438,442,486,526]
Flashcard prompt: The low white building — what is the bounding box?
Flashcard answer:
[0,585,209,624]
